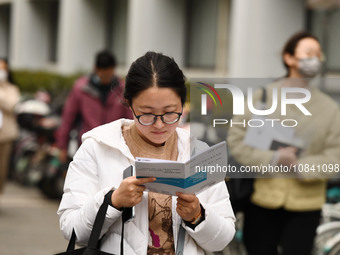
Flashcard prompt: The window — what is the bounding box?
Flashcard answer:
[47,0,59,63]
[185,0,219,69]
[308,8,340,72]
[0,4,11,58]
[105,0,128,66]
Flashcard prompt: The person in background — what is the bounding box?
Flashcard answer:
[58,52,235,254]
[227,31,340,255]
[0,58,20,194]
[55,50,132,162]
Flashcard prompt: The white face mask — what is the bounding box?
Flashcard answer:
[298,57,321,78]
[0,69,8,83]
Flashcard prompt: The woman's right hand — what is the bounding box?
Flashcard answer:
[111,176,156,210]
[277,146,298,166]
[58,149,68,164]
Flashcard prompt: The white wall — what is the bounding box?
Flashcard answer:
[228,0,305,77]
[126,0,186,67]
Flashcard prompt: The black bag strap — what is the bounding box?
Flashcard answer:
[67,230,77,251]
[87,191,112,248]
[67,191,125,255]
[66,192,186,255]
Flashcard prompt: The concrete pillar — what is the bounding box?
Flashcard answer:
[10,0,57,69]
[228,0,305,77]
[57,0,106,74]
[126,0,186,67]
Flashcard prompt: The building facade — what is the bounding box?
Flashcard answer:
[0,0,339,78]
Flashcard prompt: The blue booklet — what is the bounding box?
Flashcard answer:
[135,141,227,195]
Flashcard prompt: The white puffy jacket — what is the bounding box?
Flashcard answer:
[57,119,235,254]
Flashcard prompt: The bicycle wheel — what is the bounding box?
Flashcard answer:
[329,241,340,255]
[313,222,340,255]
[324,233,340,255]
[13,150,35,185]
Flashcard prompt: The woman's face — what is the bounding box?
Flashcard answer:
[131,87,183,146]
[294,38,321,60]
[0,60,8,83]
[0,60,7,70]
[284,38,322,78]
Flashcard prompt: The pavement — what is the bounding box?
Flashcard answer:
[0,182,235,255]
[0,181,68,255]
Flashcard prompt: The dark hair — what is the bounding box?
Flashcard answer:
[0,57,14,84]
[95,50,116,69]
[124,51,186,106]
[282,31,320,76]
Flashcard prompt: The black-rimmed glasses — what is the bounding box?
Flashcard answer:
[131,107,182,126]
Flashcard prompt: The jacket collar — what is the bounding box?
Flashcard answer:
[81,76,120,99]
[81,82,101,99]
[82,119,195,162]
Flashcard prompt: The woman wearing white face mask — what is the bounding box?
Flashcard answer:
[282,32,323,79]
[0,58,20,195]
[227,32,340,255]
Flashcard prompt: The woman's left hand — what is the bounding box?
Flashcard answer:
[176,192,201,222]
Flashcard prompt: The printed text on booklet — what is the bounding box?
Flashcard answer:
[135,141,227,196]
